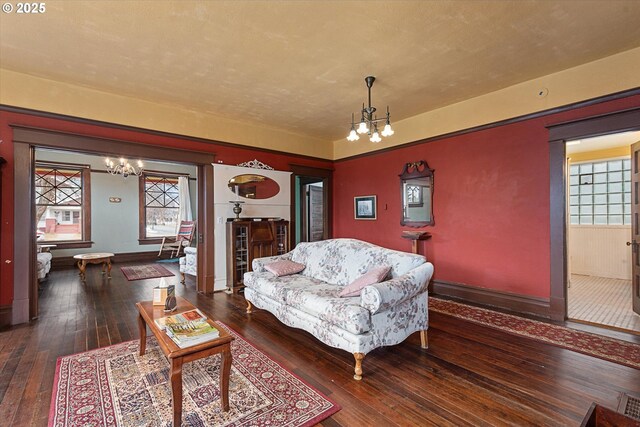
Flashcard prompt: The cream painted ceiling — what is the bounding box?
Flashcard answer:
[566,131,640,155]
[2,1,640,141]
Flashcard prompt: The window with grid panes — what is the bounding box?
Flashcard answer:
[35,162,90,243]
[141,173,180,238]
[569,158,631,225]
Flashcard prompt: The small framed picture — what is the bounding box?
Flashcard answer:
[354,195,377,220]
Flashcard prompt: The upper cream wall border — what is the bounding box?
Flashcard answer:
[0,68,332,159]
[333,47,640,160]
[2,47,640,161]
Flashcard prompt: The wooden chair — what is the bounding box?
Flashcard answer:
[158,220,196,258]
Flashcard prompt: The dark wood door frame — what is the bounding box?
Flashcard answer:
[631,141,640,316]
[289,164,333,249]
[10,126,216,324]
[547,107,640,321]
[300,181,310,242]
[0,157,7,326]
[12,142,35,324]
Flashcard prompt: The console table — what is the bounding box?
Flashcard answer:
[401,231,431,254]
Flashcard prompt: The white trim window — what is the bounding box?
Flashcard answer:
[141,173,180,239]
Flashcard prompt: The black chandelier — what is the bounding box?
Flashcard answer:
[347,76,394,143]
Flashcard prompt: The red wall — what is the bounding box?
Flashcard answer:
[332,94,640,299]
[2,93,639,307]
[0,110,333,306]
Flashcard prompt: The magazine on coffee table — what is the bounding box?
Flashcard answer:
[164,319,220,348]
[154,308,207,330]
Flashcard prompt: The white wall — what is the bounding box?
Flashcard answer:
[569,225,632,280]
[213,164,291,291]
[35,150,197,258]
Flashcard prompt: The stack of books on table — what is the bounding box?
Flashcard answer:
[155,309,220,348]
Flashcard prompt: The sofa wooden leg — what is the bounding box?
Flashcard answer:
[246,300,253,314]
[180,272,185,285]
[420,330,429,349]
[353,352,365,380]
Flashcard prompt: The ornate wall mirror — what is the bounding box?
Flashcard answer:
[228,174,280,199]
[400,161,434,227]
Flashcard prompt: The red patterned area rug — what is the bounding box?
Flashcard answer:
[121,264,174,281]
[49,323,340,426]
[430,297,640,370]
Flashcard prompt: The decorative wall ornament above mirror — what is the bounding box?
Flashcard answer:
[228,174,280,200]
[400,161,434,227]
[236,159,274,170]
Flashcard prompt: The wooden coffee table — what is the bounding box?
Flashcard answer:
[136,297,234,426]
[73,252,114,281]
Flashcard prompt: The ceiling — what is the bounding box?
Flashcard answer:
[2,1,640,141]
[566,131,640,155]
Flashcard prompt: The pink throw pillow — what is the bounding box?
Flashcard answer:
[264,260,305,277]
[339,266,391,297]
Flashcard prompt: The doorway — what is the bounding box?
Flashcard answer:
[11,126,215,324]
[566,131,640,332]
[548,107,640,323]
[289,165,332,247]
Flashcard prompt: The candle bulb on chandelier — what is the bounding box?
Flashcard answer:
[381,106,394,137]
[357,105,369,134]
[347,113,360,142]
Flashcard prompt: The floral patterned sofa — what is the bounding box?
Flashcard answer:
[36,251,52,281]
[179,246,197,284]
[244,238,434,380]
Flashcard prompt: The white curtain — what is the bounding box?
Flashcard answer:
[178,176,193,227]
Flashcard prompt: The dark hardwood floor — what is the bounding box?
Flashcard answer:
[1,262,639,426]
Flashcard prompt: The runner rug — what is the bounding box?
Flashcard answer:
[430,297,640,370]
[49,323,340,427]
[120,264,174,281]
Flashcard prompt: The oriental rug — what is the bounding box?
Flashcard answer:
[430,297,640,370]
[121,264,174,281]
[49,323,340,426]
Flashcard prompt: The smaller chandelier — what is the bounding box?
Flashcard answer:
[105,157,144,178]
[347,76,394,143]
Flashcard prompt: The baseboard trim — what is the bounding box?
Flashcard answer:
[0,304,12,329]
[51,251,163,269]
[431,280,552,319]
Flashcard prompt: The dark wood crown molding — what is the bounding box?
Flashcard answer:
[547,106,640,141]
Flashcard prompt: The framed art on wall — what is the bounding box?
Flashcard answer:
[354,195,377,220]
